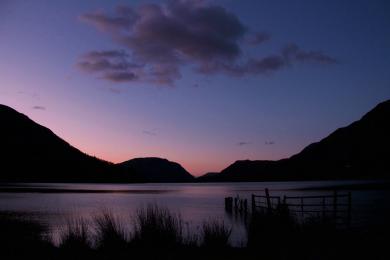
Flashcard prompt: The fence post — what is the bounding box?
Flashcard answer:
[251,194,256,213]
[347,192,352,227]
[333,190,338,224]
[225,197,233,212]
[265,188,272,212]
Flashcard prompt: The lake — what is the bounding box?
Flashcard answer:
[1,180,389,246]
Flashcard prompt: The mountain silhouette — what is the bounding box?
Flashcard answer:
[0,104,194,183]
[0,105,139,182]
[199,99,390,181]
[118,158,194,182]
[2,99,389,183]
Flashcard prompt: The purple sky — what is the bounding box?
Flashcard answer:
[1,0,390,175]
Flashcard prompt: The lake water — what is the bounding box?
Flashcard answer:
[1,180,389,246]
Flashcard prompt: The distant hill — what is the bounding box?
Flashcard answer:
[196,172,219,181]
[117,158,194,182]
[0,104,193,183]
[199,100,390,182]
[0,104,138,182]
[2,99,389,183]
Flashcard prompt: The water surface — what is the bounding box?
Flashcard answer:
[1,180,389,245]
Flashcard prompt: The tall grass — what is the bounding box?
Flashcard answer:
[93,210,128,250]
[201,220,231,248]
[1,206,235,254]
[59,218,91,251]
[132,205,184,248]
[2,205,388,260]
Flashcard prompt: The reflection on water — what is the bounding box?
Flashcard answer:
[0,180,389,245]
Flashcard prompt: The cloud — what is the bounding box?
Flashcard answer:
[246,32,271,45]
[237,141,251,146]
[79,7,137,32]
[78,1,337,86]
[77,50,142,81]
[282,43,338,65]
[32,106,46,110]
[103,71,139,82]
[265,141,275,145]
[142,129,158,136]
[108,87,123,94]
[197,43,338,76]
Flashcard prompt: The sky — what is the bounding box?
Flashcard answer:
[0,0,389,176]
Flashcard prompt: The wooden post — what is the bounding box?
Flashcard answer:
[225,197,233,212]
[265,188,272,212]
[322,197,326,221]
[347,192,352,227]
[251,194,256,213]
[333,190,338,224]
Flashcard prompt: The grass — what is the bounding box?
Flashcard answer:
[1,205,389,260]
[59,218,91,251]
[50,205,233,256]
[94,210,128,250]
[201,220,231,248]
[132,205,184,248]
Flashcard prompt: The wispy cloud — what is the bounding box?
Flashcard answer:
[245,32,271,45]
[78,1,338,86]
[32,106,46,110]
[108,87,123,94]
[282,43,339,65]
[142,129,158,136]
[237,141,251,146]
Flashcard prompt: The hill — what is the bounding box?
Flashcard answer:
[199,100,390,181]
[117,157,194,182]
[0,104,137,182]
[0,104,193,183]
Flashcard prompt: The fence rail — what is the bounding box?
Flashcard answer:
[250,189,352,227]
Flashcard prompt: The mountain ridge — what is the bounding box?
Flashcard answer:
[198,99,390,181]
[118,157,194,182]
[0,104,192,183]
[1,99,389,183]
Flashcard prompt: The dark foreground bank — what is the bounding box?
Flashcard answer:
[0,205,389,260]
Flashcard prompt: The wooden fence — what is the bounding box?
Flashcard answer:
[250,188,352,227]
[225,196,248,214]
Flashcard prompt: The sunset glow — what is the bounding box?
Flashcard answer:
[1,0,389,175]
